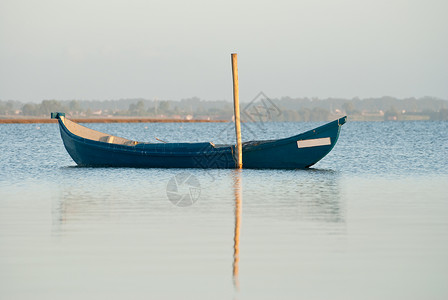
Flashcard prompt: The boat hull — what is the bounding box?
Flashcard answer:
[57,116,346,169]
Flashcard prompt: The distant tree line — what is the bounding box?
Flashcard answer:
[1,96,447,121]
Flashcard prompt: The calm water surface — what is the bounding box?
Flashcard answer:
[1,120,447,299]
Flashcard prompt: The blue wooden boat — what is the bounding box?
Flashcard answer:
[51,112,346,169]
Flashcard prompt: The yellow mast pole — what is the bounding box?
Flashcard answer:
[231,53,243,169]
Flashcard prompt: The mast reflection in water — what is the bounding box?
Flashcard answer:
[232,170,242,291]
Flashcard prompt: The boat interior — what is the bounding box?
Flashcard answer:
[61,116,139,146]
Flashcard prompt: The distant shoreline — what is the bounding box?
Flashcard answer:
[0,118,228,124]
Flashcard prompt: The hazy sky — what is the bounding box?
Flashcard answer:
[1,0,447,102]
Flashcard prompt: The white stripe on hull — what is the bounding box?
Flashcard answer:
[297,137,331,148]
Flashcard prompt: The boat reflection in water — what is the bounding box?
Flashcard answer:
[50,167,344,297]
[238,169,344,224]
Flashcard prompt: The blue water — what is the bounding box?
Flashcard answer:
[1,120,447,299]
